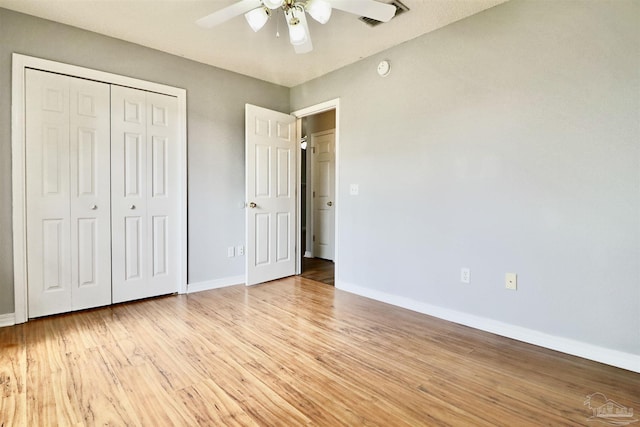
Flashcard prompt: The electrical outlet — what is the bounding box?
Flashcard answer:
[237,245,245,256]
[505,273,517,290]
[461,268,470,283]
[350,184,359,195]
[227,246,235,258]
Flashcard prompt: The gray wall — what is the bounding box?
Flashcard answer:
[291,0,640,355]
[0,8,289,314]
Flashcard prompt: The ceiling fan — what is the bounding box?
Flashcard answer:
[196,0,397,54]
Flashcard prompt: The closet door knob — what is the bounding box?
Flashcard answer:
[129,205,136,210]
[90,205,97,210]
[248,202,257,209]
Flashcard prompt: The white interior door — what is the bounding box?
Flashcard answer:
[245,104,297,285]
[312,130,336,260]
[25,69,111,317]
[111,86,179,303]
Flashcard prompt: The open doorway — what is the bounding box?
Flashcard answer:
[299,109,336,286]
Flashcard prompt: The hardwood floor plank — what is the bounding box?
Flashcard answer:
[176,379,259,427]
[185,294,400,425]
[64,347,141,426]
[0,395,26,427]
[315,349,490,426]
[241,358,378,426]
[24,320,83,426]
[99,337,148,369]
[116,304,209,392]
[26,362,81,425]
[200,350,313,426]
[114,362,199,426]
[2,276,638,425]
[0,325,27,427]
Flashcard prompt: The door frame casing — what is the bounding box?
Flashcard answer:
[11,53,188,324]
[291,99,340,277]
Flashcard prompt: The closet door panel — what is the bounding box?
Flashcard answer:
[146,92,178,295]
[69,77,111,310]
[111,86,149,304]
[26,70,72,317]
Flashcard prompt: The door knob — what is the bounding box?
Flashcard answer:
[327,201,333,207]
[248,202,257,209]
[90,204,97,210]
[129,205,136,210]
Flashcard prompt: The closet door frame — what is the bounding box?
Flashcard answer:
[11,53,188,324]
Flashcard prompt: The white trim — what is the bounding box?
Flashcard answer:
[337,281,640,374]
[0,313,16,328]
[292,99,340,118]
[11,55,28,324]
[291,99,340,277]
[11,53,188,324]
[295,118,303,275]
[187,276,245,294]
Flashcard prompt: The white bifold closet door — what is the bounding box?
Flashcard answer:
[111,86,179,303]
[25,69,180,318]
[25,69,112,317]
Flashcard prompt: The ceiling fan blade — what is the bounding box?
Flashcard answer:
[196,0,263,28]
[294,39,313,54]
[328,0,396,22]
[296,10,313,54]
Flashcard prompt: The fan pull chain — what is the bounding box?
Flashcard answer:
[276,11,280,37]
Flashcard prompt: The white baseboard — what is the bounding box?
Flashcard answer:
[0,312,16,327]
[304,251,313,258]
[337,281,640,374]
[187,275,245,294]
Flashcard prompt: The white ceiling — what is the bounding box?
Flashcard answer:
[0,0,507,87]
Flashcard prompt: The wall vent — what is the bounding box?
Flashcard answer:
[359,0,409,27]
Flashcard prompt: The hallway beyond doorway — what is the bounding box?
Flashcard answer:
[301,258,334,286]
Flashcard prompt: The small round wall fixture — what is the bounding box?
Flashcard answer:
[377,60,391,77]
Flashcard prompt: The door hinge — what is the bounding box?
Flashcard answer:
[313,235,316,242]
[313,191,315,198]
[312,147,316,154]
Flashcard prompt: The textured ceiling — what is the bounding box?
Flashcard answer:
[0,0,508,87]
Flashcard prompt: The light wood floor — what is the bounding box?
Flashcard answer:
[1,276,638,426]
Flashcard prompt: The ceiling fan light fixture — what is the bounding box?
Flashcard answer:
[197,0,399,54]
[306,0,332,24]
[262,0,284,10]
[244,7,270,32]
